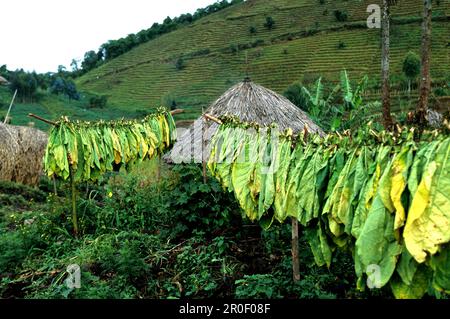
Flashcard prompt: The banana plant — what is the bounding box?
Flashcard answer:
[302,77,339,127]
[340,69,368,111]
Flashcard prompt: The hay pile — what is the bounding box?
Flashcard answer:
[0,122,48,186]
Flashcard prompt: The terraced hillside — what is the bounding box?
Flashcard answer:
[78,0,450,120]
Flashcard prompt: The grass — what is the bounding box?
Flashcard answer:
[76,0,449,121]
[0,87,148,131]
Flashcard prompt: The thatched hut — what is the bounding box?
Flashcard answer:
[0,123,48,186]
[166,78,324,163]
[0,76,8,85]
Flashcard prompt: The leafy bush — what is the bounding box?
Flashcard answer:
[175,57,186,71]
[252,39,264,47]
[283,82,310,112]
[434,86,449,97]
[249,26,257,34]
[338,40,346,49]
[264,16,275,30]
[334,10,348,22]
[88,95,108,108]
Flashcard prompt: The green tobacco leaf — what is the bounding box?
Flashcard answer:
[429,246,450,293]
[404,138,450,263]
[355,195,403,288]
[390,265,430,299]
[273,137,292,222]
[305,221,332,267]
[396,247,419,285]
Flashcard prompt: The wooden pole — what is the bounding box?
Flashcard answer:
[28,113,56,126]
[170,109,184,116]
[69,161,78,238]
[53,176,58,196]
[4,89,18,123]
[156,154,161,182]
[292,218,300,281]
[203,113,222,124]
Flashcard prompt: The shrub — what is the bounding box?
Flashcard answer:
[162,92,178,110]
[334,10,348,22]
[175,57,186,70]
[434,86,449,97]
[264,16,275,30]
[228,44,238,54]
[337,40,346,49]
[251,39,264,47]
[249,26,257,34]
[88,95,108,108]
[283,82,310,112]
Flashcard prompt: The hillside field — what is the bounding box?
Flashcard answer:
[77,0,450,120]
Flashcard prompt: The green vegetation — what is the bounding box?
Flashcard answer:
[208,116,450,298]
[402,51,421,92]
[75,0,449,121]
[74,0,245,76]
[0,164,390,299]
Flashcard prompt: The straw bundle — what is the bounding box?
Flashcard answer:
[0,123,48,186]
[0,123,20,181]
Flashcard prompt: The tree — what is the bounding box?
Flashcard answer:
[81,50,100,72]
[50,77,80,100]
[70,59,79,72]
[264,17,275,30]
[402,51,420,93]
[381,0,393,130]
[416,0,432,126]
[8,70,38,103]
[175,57,186,71]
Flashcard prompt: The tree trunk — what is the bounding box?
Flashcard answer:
[416,0,432,126]
[381,0,393,130]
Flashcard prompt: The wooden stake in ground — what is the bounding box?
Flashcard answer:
[156,154,161,182]
[68,157,78,238]
[291,218,300,282]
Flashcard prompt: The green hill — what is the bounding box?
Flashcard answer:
[77,0,450,120]
[0,87,133,131]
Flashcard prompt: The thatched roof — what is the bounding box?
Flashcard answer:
[0,76,8,85]
[166,79,324,163]
[0,123,48,186]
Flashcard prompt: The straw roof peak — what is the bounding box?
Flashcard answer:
[0,75,9,85]
[166,80,324,163]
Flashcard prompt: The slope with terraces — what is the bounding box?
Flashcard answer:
[77,0,450,120]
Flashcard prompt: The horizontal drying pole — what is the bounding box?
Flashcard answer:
[203,113,222,124]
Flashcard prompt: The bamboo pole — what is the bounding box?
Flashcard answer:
[4,89,18,123]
